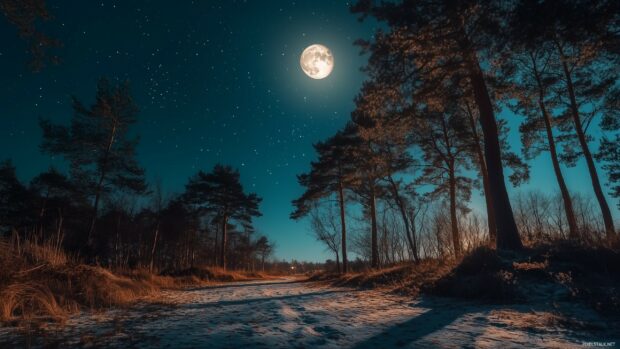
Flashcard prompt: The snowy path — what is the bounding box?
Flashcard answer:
[1,278,618,348]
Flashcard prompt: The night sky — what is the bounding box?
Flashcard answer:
[1,1,618,262]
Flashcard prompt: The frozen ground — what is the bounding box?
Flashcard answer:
[1,278,618,348]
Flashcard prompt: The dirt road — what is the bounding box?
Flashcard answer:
[0,278,617,348]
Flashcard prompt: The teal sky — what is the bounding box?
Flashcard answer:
[0,1,617,262]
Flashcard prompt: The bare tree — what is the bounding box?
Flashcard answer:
[309,203,342,273]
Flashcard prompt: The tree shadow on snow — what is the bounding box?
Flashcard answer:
[186,279,304,291]
[183,289,356,310]
[350,297,476,349]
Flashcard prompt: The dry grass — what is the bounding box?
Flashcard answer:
[313,241,620,314]
[0,238,270,326]
[310,260,452,297]
[0,240,157,325]
[427,242,620,308]
[163,266,266,283]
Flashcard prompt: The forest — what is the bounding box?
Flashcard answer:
[0,0,619,348]
[292,0,620,273]
[1,0,617,274]
[1,79,275,271]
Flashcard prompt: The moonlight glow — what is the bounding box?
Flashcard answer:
[300,44,334,79]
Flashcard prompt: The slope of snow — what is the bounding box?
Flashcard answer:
[0,278,617,348]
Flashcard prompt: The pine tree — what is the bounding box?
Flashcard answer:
[459,96,530,244]
[352,83,419,262]
[184,164,261,269]
[497,43,580,239]
[598,87,620,211]
[413,103,474,257]
[352,0,524,250]
[346,125,384,268]
[40,78,147,247]
[254,236,274,272]
[291,127,359,273]
[510,0,618,239]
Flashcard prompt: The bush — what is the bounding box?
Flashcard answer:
[453,247,503,275]
[426,242,620,309]
[538,242,620,274]
[429,269,519,301]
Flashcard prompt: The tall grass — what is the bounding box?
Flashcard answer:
[0,235,270,325]
[0,236,160,324]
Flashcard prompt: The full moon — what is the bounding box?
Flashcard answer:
[300,44,334,79]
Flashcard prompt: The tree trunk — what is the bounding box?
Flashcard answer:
[409,208,422,261]
[261,254,265,272]
[335,252,341,274]
[541,102,579,238]
[55,208,64,250]
[114,213,121,268]
[557,46,615,239]
[448,163,462,257]
[532,62,580,239]
[381,214,390,264]
[337,180,348,273]
[465,103,497,244]
[467,51,523,250]
[37,192,49,240]
[87,122,118,247]
[149,222,160,273]
[370,185,379,268]
[221,215,228,269]
[387,175,419,262]
[87,179,104,247]
[214,225,219,266]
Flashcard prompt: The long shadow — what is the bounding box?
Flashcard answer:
[186,279,304,291]
[183,289,355,310]
[351,297,472,349]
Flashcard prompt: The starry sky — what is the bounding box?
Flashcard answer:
[0,0,379,262]
[1,1,618,262]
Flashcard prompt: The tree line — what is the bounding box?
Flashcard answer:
[0,78,273,272]
[292,0,619,272]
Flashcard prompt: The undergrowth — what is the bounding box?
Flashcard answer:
[314,241,620,314]
[0,238,268,326]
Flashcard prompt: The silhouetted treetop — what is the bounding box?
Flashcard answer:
[0,0,61,70]
[39,78,146,245]
[184,164,262,269]
[184,164,261,222]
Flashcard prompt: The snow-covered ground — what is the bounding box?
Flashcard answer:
[1,278,618,348]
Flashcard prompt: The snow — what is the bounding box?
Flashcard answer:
[1,278,618,348]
